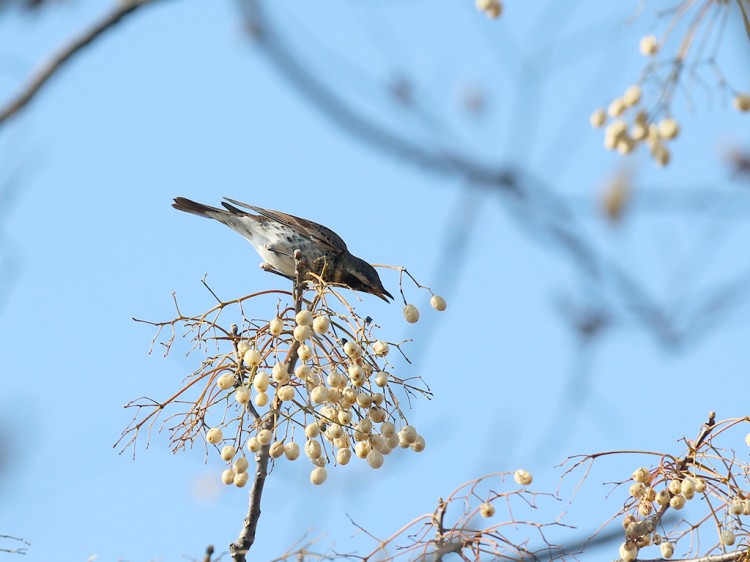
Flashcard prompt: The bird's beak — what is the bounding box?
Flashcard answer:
[378,288,394,303]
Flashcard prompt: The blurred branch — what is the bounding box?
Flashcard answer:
[0,0,164,127]
[236,0,750,351]
[0,534,29,555]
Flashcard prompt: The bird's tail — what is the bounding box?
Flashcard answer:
[172,197,226,218]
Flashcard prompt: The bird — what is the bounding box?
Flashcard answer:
[172,197,393,302]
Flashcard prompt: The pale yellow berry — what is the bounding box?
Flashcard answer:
[310,466,327,485]
[327,387,341,403]
[216,373,235,391]
[660,542,674,559]
[514,469,533,486]
[623,85,642,107]
[233,457,249,474]
[729,499,743,515]
[743,500,750,515]
[305,439,322,459]
[357,418,373,434]
[252,371,269,392]
[745,432,750,447]
[430,295,447,311]
[284,441,300,461]
[272,362,289,384]
[479,502,496,518]
[311,455,326,468]
[668,479,681,495]
[348,365,365,387]
[234,471,249,487]
[293,325,311,342]
[254,391,268,407]
[638,501,653,516]
[476,0,502,18]
[269,441,285,459]
[355,441,372,459]
[658,117,680,139]
[257,429,272,446]
[411,435,426,452]
[221,445,236,461]
[629,482,646,498]
[590,108,607,128]
[243,348,261,367]
[343,341,362,358]
[294,365,311,380]
[640,34,659,56]
[617,136,636,155]
[721,529,735,546]
[337,409,353,424]
[221,468,235,485]
[631,122,648,141]
[310,385,329,404]
[680,478,695,496]
[403,304,420,323]
[608,97,626,118]
[237,341,251,357]
[670,495,685,510]
[269,317,283,335]
[368,406,386,423]
[295,309,313,326]
[305,422,320,438]
[632,467,650,483]
[695,477,706,493]
[381,421,396,438]
[325,423,344,440]
[234,386,251,405]
[374,371,389,388]
[277,385,295,402]
[336,448,352,465]
[206,427,223,445]
[327,371,345,389]
[246,436,261,453]
[373,340,389,357]
[652,144,671,166]
[334,435,350,450]
[372,393,384,406]
[619,542,638,562]
[734,94,750,112]
[387,434,400,449]
[312,314,330,334]
[367,450,384,469]
[604,120,627,149]
[298,344,313,362]
[370,434,386,452]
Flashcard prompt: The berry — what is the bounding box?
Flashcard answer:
[313,315,330,334]
[216,373,235,391]
[310,467,327,485]
[479,502,496,517]
[430,295,447,311]
[514,469,533,486]
[206,427,223,445]
[403,304,420,323]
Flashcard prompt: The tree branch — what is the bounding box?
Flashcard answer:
[0,0,164,127]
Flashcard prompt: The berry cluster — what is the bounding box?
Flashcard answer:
[591,18,750,166]
[122,279,445,487]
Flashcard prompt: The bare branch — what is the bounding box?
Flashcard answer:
[0,0,165,127]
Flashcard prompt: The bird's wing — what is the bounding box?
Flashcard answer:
[223,197,348,253]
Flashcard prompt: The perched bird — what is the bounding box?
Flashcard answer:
[172,197,393,302]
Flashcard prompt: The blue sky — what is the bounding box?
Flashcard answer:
[1,1,749,560]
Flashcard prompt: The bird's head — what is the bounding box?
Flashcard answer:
[338,254,394,302]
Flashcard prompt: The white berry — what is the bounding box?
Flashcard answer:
[206,427,223,445]
[403,304,420,323]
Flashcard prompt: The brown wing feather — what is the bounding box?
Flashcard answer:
[223,197,348,253]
